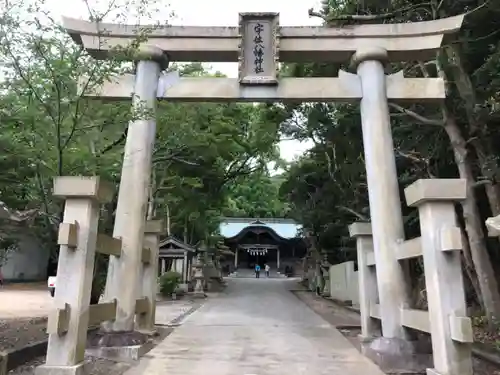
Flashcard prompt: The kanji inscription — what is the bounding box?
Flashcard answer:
[238,12,279,85]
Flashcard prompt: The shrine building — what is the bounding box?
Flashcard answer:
[219,218,306,274]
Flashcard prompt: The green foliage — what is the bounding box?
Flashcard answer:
[90,254,109,304]
[274,0,500,245]
[274,0,500,321]
[0,0,283,264]
[151,66,281,243]
[224,171,290,218]
[159,271,182,297]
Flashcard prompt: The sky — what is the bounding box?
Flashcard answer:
[49,0,321,162]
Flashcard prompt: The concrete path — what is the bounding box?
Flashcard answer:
[155,300,199,326]
[126,278,385,375]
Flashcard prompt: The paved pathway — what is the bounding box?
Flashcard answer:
[126,278,384,375]
[155,300,198,326]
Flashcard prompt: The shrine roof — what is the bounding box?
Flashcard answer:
[219,218,302,240]
[159,236,196,253]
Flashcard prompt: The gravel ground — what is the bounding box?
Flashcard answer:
[8,355,132,375]
[3,328,132,375]
[0,317,48,352]
[292,290,362,327]
[0,300,188,375]
[7,327,174,375]
[294,289,500,375]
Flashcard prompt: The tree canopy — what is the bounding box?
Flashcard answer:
[2,0,500,332]
[276,0,500,328]
[0,0,285,266]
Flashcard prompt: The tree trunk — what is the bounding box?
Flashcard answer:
[184,218,188,243]
[443,109,500,327]
[147,169,156,220]
[166,204,171,236]
[459,222,483,307]
[485,183,500,216]
[470,139,500,216]
[147,189,154,221]
[445,45,500,216]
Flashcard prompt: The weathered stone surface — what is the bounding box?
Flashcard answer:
[102,56,163,333]
[62,14,465,62]
[97,331,147,347]
[361,337,432,374]
[83,75,446,103]
[356,46,411,340]
[485,214,500,236]
[53,176,114,203]
[406,179,472,375]
[155,302,196,326]
[404,178,467,207]
[238,12,279,85]
[35,363,87,375]
[136,221,162,334]
[39,177,107,373]
[86,342,154,363]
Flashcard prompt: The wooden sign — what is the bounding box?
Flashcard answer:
[238,12,279,85]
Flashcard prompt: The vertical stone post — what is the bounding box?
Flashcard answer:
[136,220,163,334]
[183,252,188,283]
[160,258,166,275]
[234,247,238,269]
[277,248,280,269]
[349,222,379,339]
[405,179,473,375]
[186,258,192,282]
[192,252,206,299]
[36,177,113,375]
[103,46,168,334]
[175,258,183,274]
[352,47,410,339]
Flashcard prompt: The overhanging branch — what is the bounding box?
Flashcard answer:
[389,103,444,126]
[336,205,369,221]
[308,2,432,23]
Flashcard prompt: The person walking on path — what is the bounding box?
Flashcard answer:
[255,264,261,278]
[265,264,270,277]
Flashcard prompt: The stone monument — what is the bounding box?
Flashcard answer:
[192,252,206,299]
[320,252,331,297]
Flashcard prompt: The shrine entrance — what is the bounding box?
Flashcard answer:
[219,218,305,275]
[47,12,474,375]
[246,248,268,270]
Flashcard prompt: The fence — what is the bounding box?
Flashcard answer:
[348,179,472,375]
[328,261,359,306]
[36,176,163,374]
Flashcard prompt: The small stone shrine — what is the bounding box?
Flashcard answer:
[159,236,196,291]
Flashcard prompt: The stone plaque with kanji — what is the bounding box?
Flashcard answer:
[238,12,279,85]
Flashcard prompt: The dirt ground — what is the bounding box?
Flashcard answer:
[7,327,174,375]
[294,289,500,375]
[0,283,53,319]
[0,283,187,375]
[0,317,48,352]
[0,283,53,354]
[8,355,132,375]
[0,319,131,375]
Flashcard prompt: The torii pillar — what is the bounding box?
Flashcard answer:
[352,47,411,341]
[102,46,168,340]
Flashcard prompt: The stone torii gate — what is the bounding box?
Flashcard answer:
[56,12,467,375]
